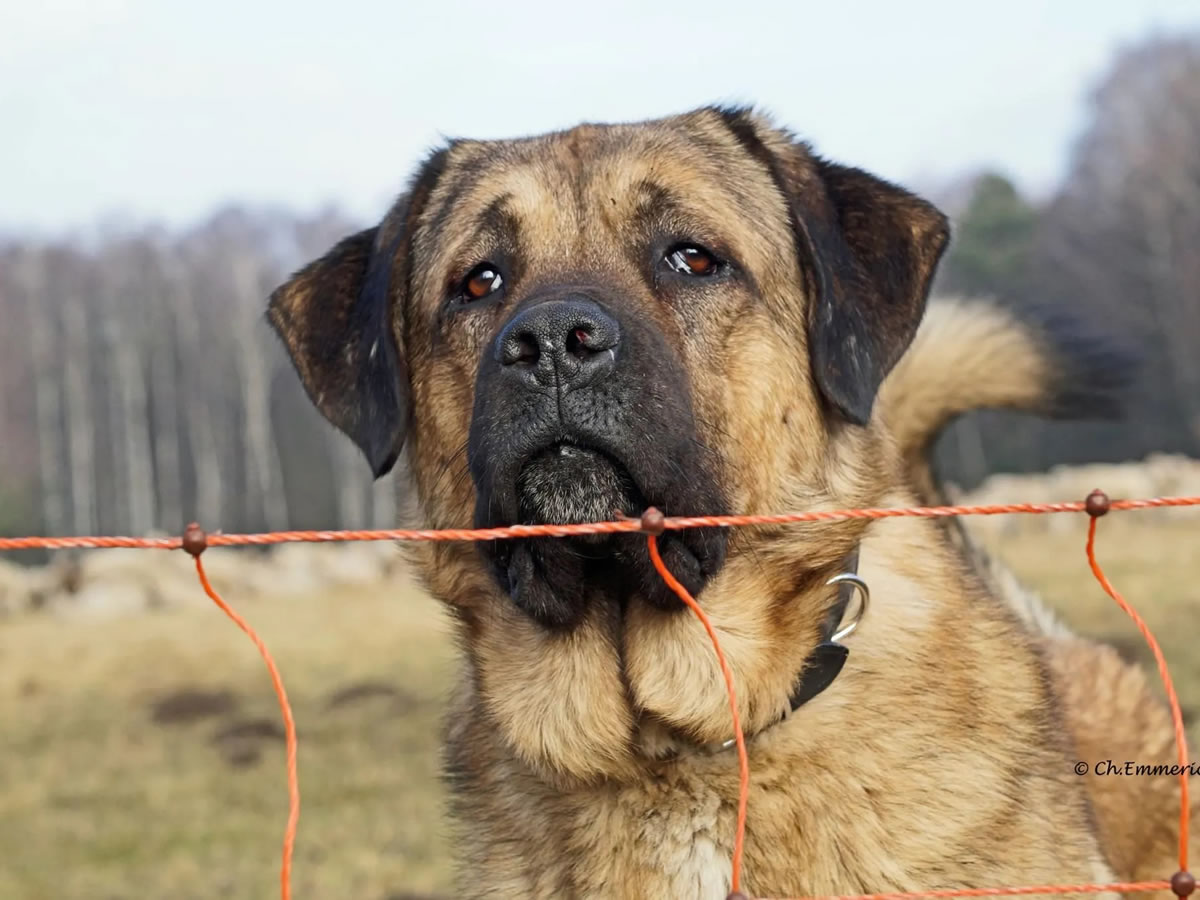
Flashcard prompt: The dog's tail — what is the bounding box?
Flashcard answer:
[877,295,1139,636]
[877,295,1139,501]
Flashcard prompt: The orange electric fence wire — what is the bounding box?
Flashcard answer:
[758,883,1178,900]
[1,491,1196,900]
[192,553,300,900]
[648,532,751,895]
[3,494,1200,553]
[1086,514,1191,876]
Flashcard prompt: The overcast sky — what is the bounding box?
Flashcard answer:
[2,0,1198,236]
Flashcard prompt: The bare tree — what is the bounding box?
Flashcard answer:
[102,249,155,535]
[18,251,68,535]
[329,429,368,528]
[61,290,96,535]
[232,254,289,531]
[168,254,226,530]
[371,474,397,530]
[150,255,184,531]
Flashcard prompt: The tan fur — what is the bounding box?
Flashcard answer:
[266,107,1183,898]
[885,297,1198,894]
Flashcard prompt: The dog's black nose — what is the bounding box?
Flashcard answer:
[496,297,620,391]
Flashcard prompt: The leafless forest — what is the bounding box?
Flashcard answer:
[1,35,1198,542]
[0,209,401,542]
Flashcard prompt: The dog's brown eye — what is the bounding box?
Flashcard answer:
[461,263,504,302]
[665,244,719,277]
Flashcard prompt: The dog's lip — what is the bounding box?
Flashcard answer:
[533,440,621,469]
[516,438,648,525]
[526,438,642,492]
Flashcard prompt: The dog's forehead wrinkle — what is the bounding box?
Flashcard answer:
[416,131,797,299]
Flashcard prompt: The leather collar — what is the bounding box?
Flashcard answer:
[680,546,866,757]
[785,547,860,710]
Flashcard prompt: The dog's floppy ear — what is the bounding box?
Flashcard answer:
[719,108,950,425]
[266,150,447,477]
[797,158,951,425]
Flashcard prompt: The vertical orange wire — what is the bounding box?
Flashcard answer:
[194,556,299,900]
[647,535,750,894]
[1085,516,1190,872]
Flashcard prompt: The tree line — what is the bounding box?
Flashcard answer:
[0,209,401,542]
[930,33,1200,487]
[1,33,1197,540]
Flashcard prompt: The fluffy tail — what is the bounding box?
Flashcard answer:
[877,295,1139,504]
[876,294,1138,629]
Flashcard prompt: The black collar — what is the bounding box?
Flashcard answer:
[785,547,860,711]
[665,547,864,758]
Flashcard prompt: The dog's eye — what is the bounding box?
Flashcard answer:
[664,244,720,277]
[460,263,504,303]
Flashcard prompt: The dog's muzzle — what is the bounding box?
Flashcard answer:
[467,290,728,628]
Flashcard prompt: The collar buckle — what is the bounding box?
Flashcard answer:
[698,551,870,756]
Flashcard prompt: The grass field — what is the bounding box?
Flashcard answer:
[0,516,1196,900]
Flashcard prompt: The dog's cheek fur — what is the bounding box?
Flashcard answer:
[400,536,639,782]
[404,350,480,529]
[470,597,638,782]
[623,302,891,743]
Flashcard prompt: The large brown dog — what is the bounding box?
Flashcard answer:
[266,106,1188,898]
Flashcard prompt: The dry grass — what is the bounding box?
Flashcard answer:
[0,565,456,900]
[0,514,1196,899]
[973,514,1200,739]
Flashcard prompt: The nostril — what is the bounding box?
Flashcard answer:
[502,332,541,366]
[514,334,539,364]
[566,327,591,358]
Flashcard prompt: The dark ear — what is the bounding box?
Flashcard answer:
[267,226,406,477]
[266,149,447,478]
[798,158,950,424]
[718,108,950,425]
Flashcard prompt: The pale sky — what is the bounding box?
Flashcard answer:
[2,0,1198,236]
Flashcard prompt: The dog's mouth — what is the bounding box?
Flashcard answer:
[466,309,730,629]
[517,443,644,536]
[486,439,725,629]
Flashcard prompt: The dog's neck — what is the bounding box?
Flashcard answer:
[638,546,865,760]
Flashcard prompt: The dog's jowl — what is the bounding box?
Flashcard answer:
[267,106,1190,898]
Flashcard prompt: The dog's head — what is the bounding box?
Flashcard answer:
[268,106,948,777]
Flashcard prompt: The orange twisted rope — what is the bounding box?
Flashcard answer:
[1,492,1196,900]
[2,494,1198,552]
[759,882,1175,900]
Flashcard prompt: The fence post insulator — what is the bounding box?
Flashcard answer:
[639,507,667,535]
[1172,871,1196,898]
[1086,489,1111,517]
[182,522,208,557]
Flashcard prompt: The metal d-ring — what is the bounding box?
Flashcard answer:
[704,572,869,756]
[825,573,870,642]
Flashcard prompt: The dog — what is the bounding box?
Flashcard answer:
[266,105,1187,898]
